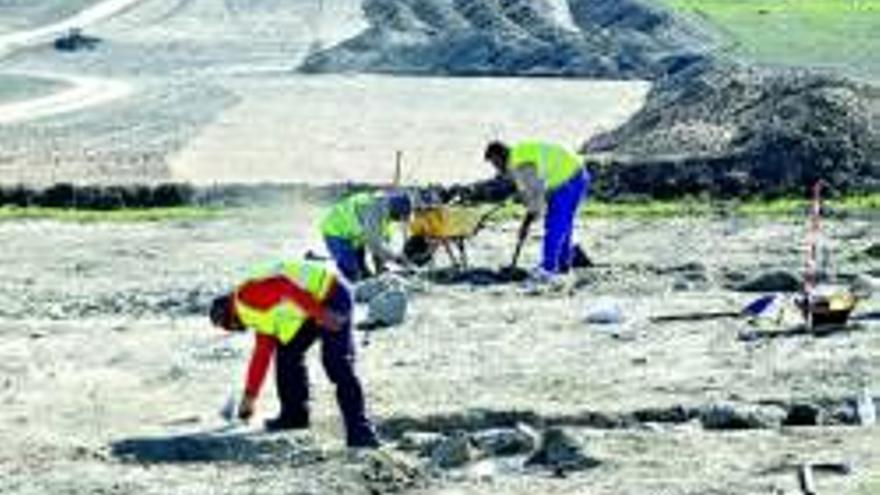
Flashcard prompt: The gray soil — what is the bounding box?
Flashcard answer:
[0,196,878,494]
[300,0,717,78]
[591,60,880,198]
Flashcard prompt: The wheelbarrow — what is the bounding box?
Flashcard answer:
[406,205,503,269]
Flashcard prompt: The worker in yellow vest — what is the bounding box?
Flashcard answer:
[320,190,413,282]
[209,259,379,448]
[484,140,591,278]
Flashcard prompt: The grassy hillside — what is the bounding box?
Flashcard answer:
[665,0,880,79]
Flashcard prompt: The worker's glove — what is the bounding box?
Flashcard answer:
[238,394,256,421]
[319,310,348,332]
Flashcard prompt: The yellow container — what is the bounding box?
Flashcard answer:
[410,207,483,239]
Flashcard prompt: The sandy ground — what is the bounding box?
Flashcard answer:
[0,71,131,124]
[0,3,878,494]
[0,200,878,494]
[169,75,649,185]
[0,0,144,54]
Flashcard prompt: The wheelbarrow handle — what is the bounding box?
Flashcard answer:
[472,204,507,235]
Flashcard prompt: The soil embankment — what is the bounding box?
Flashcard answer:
[590,60,880,198]
[300,0,716,77]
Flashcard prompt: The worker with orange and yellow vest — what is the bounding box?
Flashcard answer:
[209,259,379,448]
[484,140,591,279]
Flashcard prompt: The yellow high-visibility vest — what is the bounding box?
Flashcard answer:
[234,260,335,344]
[510,141,582,191]
[320,192,392,246]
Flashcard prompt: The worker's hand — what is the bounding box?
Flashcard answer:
[519,211,537,241]
[319,310,348,332]
[393,254,413,269]
[238,394,256,422]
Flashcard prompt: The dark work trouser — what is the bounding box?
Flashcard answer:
[274,282,377,446]
[324,236,369,283]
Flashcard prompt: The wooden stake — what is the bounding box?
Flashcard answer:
[804,181,822,331]
[393,150,402,187]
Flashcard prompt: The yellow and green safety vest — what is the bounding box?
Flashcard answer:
[509,141,582,191]
[320,191,392,246]
[234,260,335,344]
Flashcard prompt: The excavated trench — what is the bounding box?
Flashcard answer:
[106,397,877,467]
[377,398,879,440]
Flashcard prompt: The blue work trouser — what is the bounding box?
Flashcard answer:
[325,236,369,283]
[542,168,590,274]
[274,282,377,446]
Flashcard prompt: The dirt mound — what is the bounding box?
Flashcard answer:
[299,0,713,78]
[593,61,880,198]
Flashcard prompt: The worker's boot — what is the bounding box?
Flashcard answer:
[347,430,380,449]
[264,411,309,432]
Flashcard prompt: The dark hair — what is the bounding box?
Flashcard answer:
[388,193,413,220]
[209,294,233,329]
[484,141,509,162]
[403,235,434,266]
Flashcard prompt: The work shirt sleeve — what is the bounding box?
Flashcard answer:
[357,198,397,263]
[510,167,546,217]
[244,333,276,398]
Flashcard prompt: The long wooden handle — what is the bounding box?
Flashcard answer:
[510,234,525,268]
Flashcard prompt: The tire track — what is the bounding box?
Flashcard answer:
[0,0,147,124]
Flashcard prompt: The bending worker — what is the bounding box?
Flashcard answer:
[484,140,591,278]
[320,190,413,282]
[209,259,379,448]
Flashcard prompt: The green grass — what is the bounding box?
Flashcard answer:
[481,193,880,221]
[0,206,224,223]
[664,0,880,79]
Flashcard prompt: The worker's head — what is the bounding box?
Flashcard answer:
[209,293,245,332]
[484,141,510,175]
[388,192,413,221]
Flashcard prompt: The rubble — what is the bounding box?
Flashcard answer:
[524,427,600,473]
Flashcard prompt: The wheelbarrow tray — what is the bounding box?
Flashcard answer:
[410,206,488,240]
[408,206,498,268]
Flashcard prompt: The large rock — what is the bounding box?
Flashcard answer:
[471,426,536,457]
[397,431,445,456]
[354,274,410,303]
[430,431,479,469]
[365,287,409,327]
[525,427,600,472]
